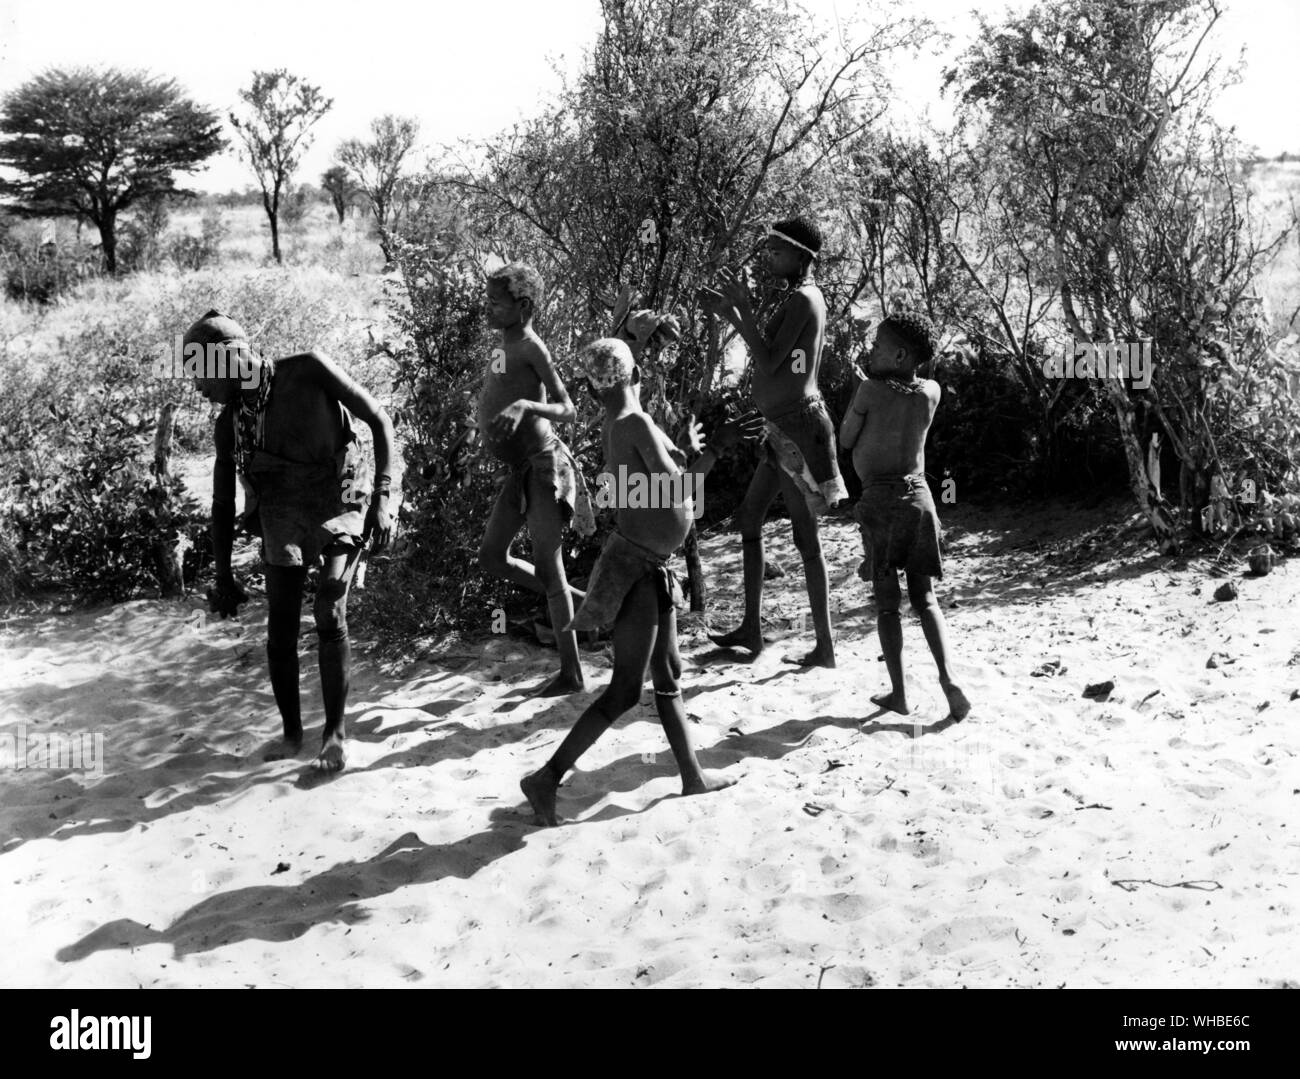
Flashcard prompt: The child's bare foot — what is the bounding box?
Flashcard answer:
[681,771,737,797]
[264,732,303,762]
[871,690,910,715]
[520,768,560,826]
[533,670,586,697]
[708,623,765,654]
[942,681,971,720]
[787,641,836,668]
[313,734,346,773]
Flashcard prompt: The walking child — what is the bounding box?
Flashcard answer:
[520,338,759,826]
[476,263,595,695]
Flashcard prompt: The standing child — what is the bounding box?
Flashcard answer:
[477,263,595,696]
[520,338,759,826]
[838,312,970,721]
[700,216,849,668]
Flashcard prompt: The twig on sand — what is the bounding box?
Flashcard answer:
[1111,878,1223,892]
[817,963,836,989]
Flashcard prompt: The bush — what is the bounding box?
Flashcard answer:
[4,396,206,602]
[117,197,171,273]
[1,221,100,304]
[168,207,227,271]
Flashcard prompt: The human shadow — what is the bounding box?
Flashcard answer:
[56,813,529,962]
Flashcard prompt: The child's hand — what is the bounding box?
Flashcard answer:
[716,268,751,309]
[713,409,765,451]
[698,286,733,320]
[676,413,706,456]
[490,400,528,438]
[365,491,396,552]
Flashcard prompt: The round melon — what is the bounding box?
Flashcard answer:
[1249,545,1275,576]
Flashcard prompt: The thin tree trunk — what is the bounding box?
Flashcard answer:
[1101,374,1176,549]
[98,209,118,274]
[683,522,705,613]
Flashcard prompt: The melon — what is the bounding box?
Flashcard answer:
[1248,545,1275,576]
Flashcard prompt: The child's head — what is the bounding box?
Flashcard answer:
[184,309,257,404]
[486,262,544,329]
[763,215,822,281]
[868,311,935,377]
[578,337,638,404]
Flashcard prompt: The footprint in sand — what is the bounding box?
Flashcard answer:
[920,915,1019,955]
[1213,759,1251,779]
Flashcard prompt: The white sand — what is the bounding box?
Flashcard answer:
[1,500,1297,988]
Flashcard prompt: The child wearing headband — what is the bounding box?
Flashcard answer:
[699,215,848,669]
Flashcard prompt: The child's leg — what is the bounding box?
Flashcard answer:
[776,468,835,668]
[905,570,971,720]
[871,570,908,714]
[264,564,307,755]
[651,604,737,796]
[312,546,357,772]
[525,490,585,695]
[478,482,584,604]
[520,578,658,826]
[708,459,780,653]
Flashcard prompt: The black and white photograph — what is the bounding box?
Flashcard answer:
[0,0,1296,1017]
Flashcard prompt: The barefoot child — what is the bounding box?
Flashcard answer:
[700,216,849,668]
[520,339,757,826]
[838,312,970,721]
[188,310,398,772]
[477,263,595,696]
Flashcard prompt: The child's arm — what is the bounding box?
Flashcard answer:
[211,405,237,582]
[714,272,812,378]
[304,351,400,550]
[207,405,248,616]
[839,379,870,451]
[675,410,765,478]
[492,340,578,434]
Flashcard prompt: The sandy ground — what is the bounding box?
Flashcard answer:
[1,498,1297,988]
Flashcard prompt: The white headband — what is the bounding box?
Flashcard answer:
[767,226,818,258]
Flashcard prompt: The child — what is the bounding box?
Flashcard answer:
[520,338,758,827]
[700,216,848,668]
[477,263,595,696]
[838,312,970,721]
[188,310,399,772]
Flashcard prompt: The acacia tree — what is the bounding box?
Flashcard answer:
[320,164,357,224]
[230,70,332,264]
[337,115,419,261]
[0,68,225,273]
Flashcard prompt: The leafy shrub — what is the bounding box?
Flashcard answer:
[1,224,100,304]
[117,197,171,273]
[4,396,206,602]
[168,207,227,271]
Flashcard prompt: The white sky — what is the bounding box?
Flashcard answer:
[1,0,1295,193]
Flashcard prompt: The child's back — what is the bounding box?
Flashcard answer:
[850,378,940,482]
